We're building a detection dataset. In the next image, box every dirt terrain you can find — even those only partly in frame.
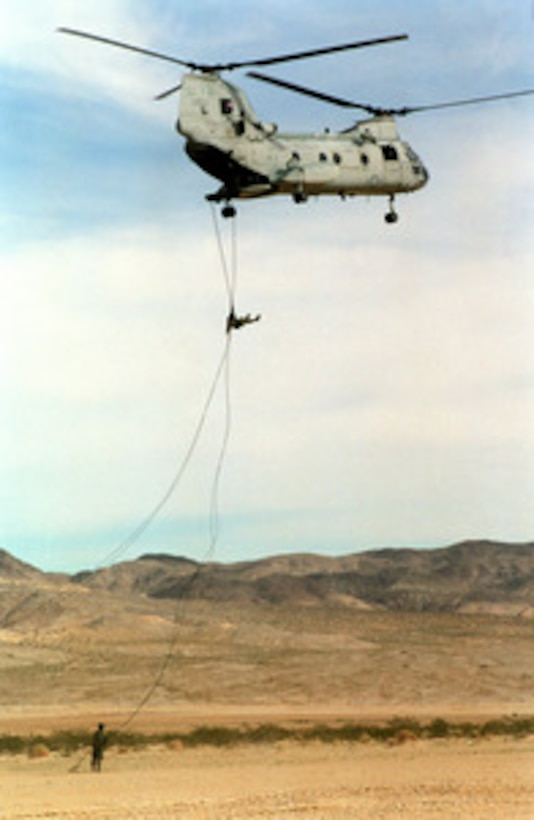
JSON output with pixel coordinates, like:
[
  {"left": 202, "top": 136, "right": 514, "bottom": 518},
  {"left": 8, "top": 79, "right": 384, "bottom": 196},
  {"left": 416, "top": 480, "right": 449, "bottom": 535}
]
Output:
[
  {"left": 0, "top": 545, "right": 533, "bottom": 816},
  {"left": 1, "top": 735, "right": 533, "bottom": 818},
  {"left": 0, "top": 611, "right": 532, "bottom": 818}
]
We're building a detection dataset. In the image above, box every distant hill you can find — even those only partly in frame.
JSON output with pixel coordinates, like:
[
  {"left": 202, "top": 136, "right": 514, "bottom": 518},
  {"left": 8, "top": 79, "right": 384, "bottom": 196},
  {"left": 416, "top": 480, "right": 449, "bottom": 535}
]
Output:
[
  {"left": 1, "top": 538, "right": 533, "bottom": 721},
  {"left": 0, "top": 548, "right": 65, "bottom": 630},
  {"left": 69, "top": 540, "right": 534, "bottom": 616},
  {"left": 1, "top": 541, "right": 532, "bottom": 618},
  {"left": 0, "top": 548, "right": 44, "bottom": 580}
]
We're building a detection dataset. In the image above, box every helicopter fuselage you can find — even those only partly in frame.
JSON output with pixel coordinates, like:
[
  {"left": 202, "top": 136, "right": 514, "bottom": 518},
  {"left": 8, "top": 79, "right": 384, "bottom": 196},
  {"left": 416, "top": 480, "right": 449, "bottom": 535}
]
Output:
[
  {"left": 177, "top": 73, "right": 428, "bottom": 205},
  {"left": 57, "top": 26, "right": 533, "bottom": 221}
]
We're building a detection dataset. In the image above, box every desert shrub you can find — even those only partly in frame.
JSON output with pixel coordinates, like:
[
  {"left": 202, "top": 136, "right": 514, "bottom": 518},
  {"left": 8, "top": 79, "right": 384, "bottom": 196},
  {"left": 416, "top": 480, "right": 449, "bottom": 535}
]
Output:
[
  {"left": 391, "top": 729, "right": 418, "bottom": 745},
  {"left": 454, "top": 722, "right": 480, "bottom": 739},
  {"left": 183, "top": 726, "right": 243, "bottom": 748},
  {"left": 507, "top": 716, "right": 534, "bottom": 737},
  {"left": 46, "top": 731, "right": 89, "bottom": 754},
  {"left": 110, "top": 732, "right": 145, "bottom": 750},
  {"left": 305, "top": 723, "right": 368, "bottom": 743},
  {"left": 28, "top": 743, "right": 50, "bottom": 759},
  {"left": 248, "top": 724, "right": 291, "bottom": 744},
  {"left": 478, "top": 717, "right": 534, "bottom": 738},
  {"left": 0, "top": 714, "right": 532, "bottom": 757},
  {"left": 427, "top": 718, "right": 451, "bottom": 738},
  {"left": 335, "top": 718, "right": 419, "bottom": 744},
  {"left": 389, "top": 717, "right": 422, "bottom": 735},
  {"left": 0, "top": 736, "right": 26, "bottom": 755}
]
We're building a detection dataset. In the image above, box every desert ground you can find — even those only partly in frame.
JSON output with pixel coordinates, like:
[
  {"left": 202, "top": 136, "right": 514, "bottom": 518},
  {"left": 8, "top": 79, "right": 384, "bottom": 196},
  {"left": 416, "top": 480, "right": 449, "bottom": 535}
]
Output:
[
  {"left": 1, "top": 586, "right": 533, "bottom": 817},
  {"left": 1, "top": 732, "right": 533, "bottom": 818}
]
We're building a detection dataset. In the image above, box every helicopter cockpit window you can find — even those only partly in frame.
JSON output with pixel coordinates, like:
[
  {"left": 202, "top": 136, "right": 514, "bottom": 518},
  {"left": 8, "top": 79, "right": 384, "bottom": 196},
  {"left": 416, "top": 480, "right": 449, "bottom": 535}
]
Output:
[
  {"left": 221, "top": 98, "right": 234, "bottom": 115},
  {"left": 381, "top": 145, "right": 398, "bottom": 161}
]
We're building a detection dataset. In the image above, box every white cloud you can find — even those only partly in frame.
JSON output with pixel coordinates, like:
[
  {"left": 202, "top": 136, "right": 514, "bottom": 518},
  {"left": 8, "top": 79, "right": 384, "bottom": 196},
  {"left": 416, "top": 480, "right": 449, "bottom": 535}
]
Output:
[
  {"left": 2, "top": 207, "right": 532, "bottom": 558},
  {"left": 0, "top": 1, "right": 183, "bottom": 118}
]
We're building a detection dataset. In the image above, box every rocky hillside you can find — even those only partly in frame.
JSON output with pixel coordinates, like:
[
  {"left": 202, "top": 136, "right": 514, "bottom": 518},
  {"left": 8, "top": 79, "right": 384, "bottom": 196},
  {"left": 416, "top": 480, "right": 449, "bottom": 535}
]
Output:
[
  {"left": 0, "top": 540, "right": 533, "bottom": 715},
  {"left": 0, "top": 548, "right": 43, "bottom": 580},
  {"left": 1, "top": 541, "right": 532, "bottom": 618},
  {"left": 69, "top": 540, "right": 534, "bottom": 615}
]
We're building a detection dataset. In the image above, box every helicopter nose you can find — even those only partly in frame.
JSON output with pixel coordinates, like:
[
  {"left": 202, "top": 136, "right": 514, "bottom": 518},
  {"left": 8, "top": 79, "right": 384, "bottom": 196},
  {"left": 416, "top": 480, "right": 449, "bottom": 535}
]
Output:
[{"left": 414, "top": 162, "right": 429, "bottom": 189}]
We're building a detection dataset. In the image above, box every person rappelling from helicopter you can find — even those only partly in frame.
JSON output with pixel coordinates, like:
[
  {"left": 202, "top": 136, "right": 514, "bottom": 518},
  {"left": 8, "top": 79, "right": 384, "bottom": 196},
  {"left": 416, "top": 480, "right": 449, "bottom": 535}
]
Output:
[{"left": 226, "top": 307, "right": 261, "bottom": 333}]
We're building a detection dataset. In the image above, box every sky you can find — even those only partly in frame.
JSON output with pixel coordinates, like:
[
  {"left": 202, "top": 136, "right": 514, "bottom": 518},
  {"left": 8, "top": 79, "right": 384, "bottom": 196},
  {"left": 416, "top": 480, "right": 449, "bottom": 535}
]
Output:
[{"left": 1, "top": 0, "right": 533, "bottom": 573}]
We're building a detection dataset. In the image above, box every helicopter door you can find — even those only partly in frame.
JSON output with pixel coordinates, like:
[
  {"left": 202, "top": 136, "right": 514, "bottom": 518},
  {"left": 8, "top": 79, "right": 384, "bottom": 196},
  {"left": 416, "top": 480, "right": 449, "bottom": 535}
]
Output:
[{"left": 381, "top": 143, "right": 402, "bottom": 185}]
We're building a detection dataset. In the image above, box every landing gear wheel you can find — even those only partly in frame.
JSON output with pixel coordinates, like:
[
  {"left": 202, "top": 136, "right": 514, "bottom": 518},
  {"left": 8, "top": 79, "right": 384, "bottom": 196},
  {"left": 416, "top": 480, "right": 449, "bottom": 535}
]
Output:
[
  {"left": 222, "top": 204, "right": 236, "bottom": 219},
  {"left": 384, "top": 195, "right": 398, "bottom": 224}
]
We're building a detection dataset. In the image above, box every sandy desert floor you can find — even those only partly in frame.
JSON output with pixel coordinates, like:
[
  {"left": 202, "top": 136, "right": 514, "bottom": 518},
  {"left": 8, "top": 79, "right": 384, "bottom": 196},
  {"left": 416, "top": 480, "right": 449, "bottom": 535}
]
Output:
[
  {"left": 1, "top": 598, "right": 533, "bottom": 817},
  {"left": 0, "top": 732, "right": 533, "bottom": 819}
]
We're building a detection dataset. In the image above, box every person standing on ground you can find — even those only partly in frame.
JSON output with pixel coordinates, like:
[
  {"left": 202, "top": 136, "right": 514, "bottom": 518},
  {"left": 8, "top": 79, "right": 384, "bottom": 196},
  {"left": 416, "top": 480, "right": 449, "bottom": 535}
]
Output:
[{"left": 91, "top": 723, "right": 107, "bottom": 772}]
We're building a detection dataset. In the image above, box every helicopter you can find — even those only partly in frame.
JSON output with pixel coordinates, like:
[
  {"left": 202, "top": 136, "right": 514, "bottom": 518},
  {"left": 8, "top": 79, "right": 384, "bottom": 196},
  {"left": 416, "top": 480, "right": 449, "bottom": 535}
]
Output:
[{"left": 58, "top": 28, "right": 533, "bottom": 223}]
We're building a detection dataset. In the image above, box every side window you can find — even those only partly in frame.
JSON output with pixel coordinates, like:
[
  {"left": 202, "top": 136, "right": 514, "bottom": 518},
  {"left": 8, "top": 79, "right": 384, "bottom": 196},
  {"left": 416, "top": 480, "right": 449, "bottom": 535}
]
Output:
[
  {"left": 333, "top": 152, "right": 342, "bottom": 164},
  {"left": 220, "top": 98, "right": 234, "bottom": 115},
  {"left": 360, "top": 152, "right": 369, "bottom": 166},
  {"left": 382, "top": 145, "right": 398, "bottom": 161},
  {"left": 319, "top": 152, "right": 328, "bottom": 162}
]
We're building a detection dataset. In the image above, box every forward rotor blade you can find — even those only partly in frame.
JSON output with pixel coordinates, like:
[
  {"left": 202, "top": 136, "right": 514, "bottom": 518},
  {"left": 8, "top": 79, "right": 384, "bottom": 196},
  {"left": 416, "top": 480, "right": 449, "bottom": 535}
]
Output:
[
  {"left": 247, "top": 71, "right": 380, "bottom": 114},
  {"left": 57, "top": 27, "right": 198, "bottom": 69},
  {"left": 396, "top": 88, "right": 534, "bottom": 115},
  {"left": 229, "top": 33, "right": 408, "bottom": 71},
  {"left": 58, "top": 27, "right": 408, "bottom": 74}
]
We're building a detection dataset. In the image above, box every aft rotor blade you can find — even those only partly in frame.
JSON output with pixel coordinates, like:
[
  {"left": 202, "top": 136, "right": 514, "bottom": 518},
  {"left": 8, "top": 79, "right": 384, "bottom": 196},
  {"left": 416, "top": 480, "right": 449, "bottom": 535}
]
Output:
[
  {"left": 249, "top": 72, "right": 534, "bottom": 118},
  {"left": 396, "top": 88, "right": 534, "bottom": 115},
  {"left": 57, "top": 27, "right": 198, "bottom": 69},
  {"left": 154, "top": 83, "right": 183, "bottom": 101},
  {"left": 247, "top": 71, "right": 381, "bottom": 114},
  {"left": 230, "top": 33, "right": 408, "bottom": 70}
]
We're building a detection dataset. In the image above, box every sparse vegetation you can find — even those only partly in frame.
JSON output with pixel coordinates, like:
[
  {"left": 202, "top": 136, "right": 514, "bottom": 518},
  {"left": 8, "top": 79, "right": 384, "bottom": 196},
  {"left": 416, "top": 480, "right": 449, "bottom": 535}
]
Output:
[
  {"left": 27, "top": 742, "right": 50, "bottom": 759},
  {"left": 0, "top": 715, "right": 532, "bottom": 757}
]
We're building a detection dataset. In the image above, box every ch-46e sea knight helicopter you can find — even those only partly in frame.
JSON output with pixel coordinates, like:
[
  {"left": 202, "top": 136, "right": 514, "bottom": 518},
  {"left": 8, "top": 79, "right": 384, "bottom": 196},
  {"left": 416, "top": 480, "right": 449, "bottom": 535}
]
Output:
[{"left": 59, "top": 28, "right": 533, "bottom": 223}]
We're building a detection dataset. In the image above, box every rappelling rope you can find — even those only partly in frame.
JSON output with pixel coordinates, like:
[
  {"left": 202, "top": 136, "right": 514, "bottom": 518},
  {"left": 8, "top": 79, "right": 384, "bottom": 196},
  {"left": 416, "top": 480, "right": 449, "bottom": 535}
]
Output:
[
  {"left": 63, "top": 207, "right": 240, "bottom": 769},
  {"left": 207, "top": 202, "right": 238, "bottom": 550},
  {"left": 97, "top": 206, "right": 239, "bottom": 737},
  {"left": 93, "top": 207, "right": 238, "bottom": 571},
  {"left": 105, "top": 216, "right": 237, "bottom": 749},
  {"left": 98, "top": 339, "right": 230, "bottom": 570},
  {"left": 210, "top": 201, "right": 238, "bottom": 311}
]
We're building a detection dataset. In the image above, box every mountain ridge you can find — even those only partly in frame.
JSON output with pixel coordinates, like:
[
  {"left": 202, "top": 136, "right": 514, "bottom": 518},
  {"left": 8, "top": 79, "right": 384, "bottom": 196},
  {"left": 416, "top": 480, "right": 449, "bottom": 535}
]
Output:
[
  {"left": 2, "top": 540, "right": 531, "bottom": 616},
  {"left": 0, "top": 539, "right": 532, "bottom": 715}
]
